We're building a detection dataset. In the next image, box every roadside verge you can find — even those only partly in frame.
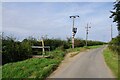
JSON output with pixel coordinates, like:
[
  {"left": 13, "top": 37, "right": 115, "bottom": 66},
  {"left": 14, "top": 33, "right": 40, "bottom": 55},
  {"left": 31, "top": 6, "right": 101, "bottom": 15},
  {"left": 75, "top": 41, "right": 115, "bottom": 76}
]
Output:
[{"left": 103, "top": 47, "right": 118, "bottom": 78}]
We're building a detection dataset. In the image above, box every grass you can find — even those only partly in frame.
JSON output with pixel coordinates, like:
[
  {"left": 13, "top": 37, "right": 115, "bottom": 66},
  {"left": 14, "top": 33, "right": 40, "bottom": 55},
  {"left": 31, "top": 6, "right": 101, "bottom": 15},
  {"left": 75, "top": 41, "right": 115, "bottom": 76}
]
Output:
[
  {"left": 2, "top": 49, "right": 65, "bottom": 79},
  {"left": 2, "top": 58, "right": 60, "bottom": 79},
  {"left": 87, "top": 45, "right": 103, "bottom": 49},
  {"left": 66, "top": 47, "right": 86, "bottom": 52},
  {"left": 66, "top": 45, "right": 103, "bottom": 58},
  {"left": 103, "top": 48, "right": 118, "bottom": 78},
  {"left": 67, "top": 45, "right": 103, "bottom": 53},
  {"left": 2, "top": 45, "right": 103, "bottom": 79}
]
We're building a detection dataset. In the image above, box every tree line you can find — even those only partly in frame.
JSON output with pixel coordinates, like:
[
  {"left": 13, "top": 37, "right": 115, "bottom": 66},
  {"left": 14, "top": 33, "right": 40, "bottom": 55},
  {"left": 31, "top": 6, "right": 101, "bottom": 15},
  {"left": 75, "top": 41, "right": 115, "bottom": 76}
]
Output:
[{"left": 1, "top": 34, "right": 105, "bottom": 65}]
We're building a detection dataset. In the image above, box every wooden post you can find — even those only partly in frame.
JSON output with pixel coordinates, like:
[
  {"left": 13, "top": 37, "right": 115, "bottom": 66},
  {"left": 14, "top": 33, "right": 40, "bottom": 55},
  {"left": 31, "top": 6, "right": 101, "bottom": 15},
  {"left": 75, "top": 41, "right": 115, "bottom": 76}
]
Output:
[{"left": 41, "top": 39, "right": 45, "bottom": 56}]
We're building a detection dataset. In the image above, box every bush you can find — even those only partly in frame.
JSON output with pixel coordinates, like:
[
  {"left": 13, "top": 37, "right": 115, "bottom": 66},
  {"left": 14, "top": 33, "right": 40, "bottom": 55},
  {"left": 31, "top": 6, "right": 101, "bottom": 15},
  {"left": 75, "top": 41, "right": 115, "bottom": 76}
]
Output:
[
  {"left": 2, "top": 35, "right": 105, "bottom": 64},
  {"left": 74, "top": 38, "right": 105, "bottom": 48},
  {"left": 44, "top": 38, "right": 69, "bottom": 50},
  {"left": 2, "top": 36, "right": 69, "bottom": 64},
  {"left": 108, "top": 36, "right": 120, "bottom": 54},
  {"left": 2, "top": 36, "right": 33, "bottom": 64},
  {"left": 74, "top": 39, "right": 85, "bottom": 47}
]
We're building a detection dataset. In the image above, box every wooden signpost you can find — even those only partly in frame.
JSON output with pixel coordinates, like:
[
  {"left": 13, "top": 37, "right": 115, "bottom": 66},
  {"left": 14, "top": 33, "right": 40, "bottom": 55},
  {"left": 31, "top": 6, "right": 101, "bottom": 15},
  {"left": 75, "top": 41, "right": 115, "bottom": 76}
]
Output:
[{"left": 31, "top": 39, "right": 50, "bottom": 57}]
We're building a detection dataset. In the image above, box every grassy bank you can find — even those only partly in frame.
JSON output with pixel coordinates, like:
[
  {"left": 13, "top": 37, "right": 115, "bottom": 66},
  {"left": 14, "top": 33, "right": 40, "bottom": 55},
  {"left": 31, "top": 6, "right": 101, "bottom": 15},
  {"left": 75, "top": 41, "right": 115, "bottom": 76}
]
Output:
[
  {"left": 103, "top": 48, "right": 118, "bottom": 78},
  {"left": 2, "top": 49, "right": 65, "bottom": 79},
  {"left": 2, "top": 58, "right": 60, "bottom": 79},
  {"left": 2, "top": 45, "right": 103, "bottom": 79}
]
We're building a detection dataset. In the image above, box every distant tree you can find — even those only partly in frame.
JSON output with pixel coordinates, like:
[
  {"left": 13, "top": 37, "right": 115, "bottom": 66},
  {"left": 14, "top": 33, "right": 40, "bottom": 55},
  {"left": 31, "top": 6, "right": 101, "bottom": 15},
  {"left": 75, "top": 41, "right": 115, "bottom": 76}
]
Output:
[{"left": 110, "top": 1, "right": 120, "bottom": 36}]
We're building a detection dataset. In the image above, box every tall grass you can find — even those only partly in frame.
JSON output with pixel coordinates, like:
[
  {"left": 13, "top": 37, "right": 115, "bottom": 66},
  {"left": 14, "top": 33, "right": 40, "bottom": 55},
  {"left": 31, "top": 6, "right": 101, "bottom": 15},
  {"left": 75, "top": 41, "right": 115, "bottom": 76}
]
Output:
[
  {"left": 103, "top": 48, "right": 118, "bottom": 78},
  {"left": 2, "top": 58, "right": 60, "bottom": 79},
  {"left": 2, "top": 48, "right": 66, "bottom": 79}
]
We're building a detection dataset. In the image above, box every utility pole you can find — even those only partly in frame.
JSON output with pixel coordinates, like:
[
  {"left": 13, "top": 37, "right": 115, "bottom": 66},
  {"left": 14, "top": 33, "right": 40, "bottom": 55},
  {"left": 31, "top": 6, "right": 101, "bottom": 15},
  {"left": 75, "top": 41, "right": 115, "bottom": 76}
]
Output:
[
  {"left": 85, "top": 23, "right": 91, "bottom": 47},
  {"left": 111, "top": 25, "right": 113, "bottom": 40},
  {"left": 70, "top": 15, "right": 79, "bottom": 48}
]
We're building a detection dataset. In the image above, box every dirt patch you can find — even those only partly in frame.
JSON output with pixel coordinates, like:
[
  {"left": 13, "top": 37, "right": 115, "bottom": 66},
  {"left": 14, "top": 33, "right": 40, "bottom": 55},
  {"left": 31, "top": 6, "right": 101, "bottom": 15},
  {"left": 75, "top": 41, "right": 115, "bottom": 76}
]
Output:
[{"left": 69, "top": 52, "right": 79, "bottom": 57}]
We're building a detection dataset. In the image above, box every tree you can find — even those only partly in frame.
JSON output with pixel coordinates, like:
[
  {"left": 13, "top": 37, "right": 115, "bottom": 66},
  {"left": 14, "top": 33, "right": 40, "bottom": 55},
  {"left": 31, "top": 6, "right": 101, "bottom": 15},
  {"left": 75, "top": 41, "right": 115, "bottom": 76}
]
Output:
[
  {"left": 109, "top": 1, "right": 120, "bottom": 54},
  {"left": 110, "top": 1, "right": 120, "bottom": 36}
]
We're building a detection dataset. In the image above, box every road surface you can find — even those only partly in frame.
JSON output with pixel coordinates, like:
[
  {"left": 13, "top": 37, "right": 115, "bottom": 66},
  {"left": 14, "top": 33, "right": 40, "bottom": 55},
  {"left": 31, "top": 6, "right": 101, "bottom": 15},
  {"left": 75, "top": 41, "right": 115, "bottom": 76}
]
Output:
[{"left": 49, "top": 46, "right": 114, "bottom": 78}]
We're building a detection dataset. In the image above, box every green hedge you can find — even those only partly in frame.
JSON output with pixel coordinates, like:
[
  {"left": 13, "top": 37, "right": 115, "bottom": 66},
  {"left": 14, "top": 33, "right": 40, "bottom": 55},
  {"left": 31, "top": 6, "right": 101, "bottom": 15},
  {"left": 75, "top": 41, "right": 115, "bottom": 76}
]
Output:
[
  {"left": 2, "top": 35, "right": 105, "bottom": 65},
  {"left": 108, "top": 36, "right": 120, "bottom": 55},
  {"left": 2, "top": 36, "right": 70, "bottom": 64},
  {"left": 2, "top": 37, "right": 33, "bottom": 64}
]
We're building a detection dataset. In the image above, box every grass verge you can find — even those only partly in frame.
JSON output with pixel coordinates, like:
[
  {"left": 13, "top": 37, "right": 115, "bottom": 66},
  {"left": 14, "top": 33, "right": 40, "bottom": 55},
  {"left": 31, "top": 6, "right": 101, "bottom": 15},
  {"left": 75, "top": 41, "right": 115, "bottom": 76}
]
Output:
[
  {"left": 2, "top": 45, "right": 103, "bottom": 79},
  {"left": 2, "top": 58, "right": 60, "bottom": 79},
  {"left": 67, "top": 45, "right": 103, "bottom": 53},
  {"left": 103, "top": 48, "right": 118, "bottom": 78},
  {"left": 87, "top": 45, "right": 103, "bottom": 49},
  {"left": 2, "top": 49, "right": 65, "bottom": 79}
]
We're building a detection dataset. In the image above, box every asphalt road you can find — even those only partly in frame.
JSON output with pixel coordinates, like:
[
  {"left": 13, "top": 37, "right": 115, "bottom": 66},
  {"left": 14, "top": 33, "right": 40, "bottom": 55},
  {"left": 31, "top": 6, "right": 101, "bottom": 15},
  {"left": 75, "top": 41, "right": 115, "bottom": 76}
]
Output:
[{"left": 49, "top": 46, "right": 114, "bottom": 78}]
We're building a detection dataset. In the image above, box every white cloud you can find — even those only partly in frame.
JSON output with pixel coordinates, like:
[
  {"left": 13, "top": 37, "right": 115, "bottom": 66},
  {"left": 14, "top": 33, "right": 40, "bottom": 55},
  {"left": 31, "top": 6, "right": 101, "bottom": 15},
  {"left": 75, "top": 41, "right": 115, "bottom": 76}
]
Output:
[{"left": 2, "top": 2, "right": 118, "bottom": 42}]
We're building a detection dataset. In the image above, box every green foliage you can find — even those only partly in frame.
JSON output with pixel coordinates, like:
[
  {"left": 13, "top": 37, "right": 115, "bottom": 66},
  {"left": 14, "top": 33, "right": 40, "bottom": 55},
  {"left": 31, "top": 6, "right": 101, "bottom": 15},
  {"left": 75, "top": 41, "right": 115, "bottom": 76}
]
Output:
[
  {"left": 2, "top": 48, "right": 66, "bottom": 79},
  {"left": 2, "top": 45, "right": 102, "bottom": 79},
  {"left": 2, "top": 36, "right": 33, "bottom": 64},
  {"left": 110, "top": 1, "right": 120, "bottom": 34},
  {"left": 44, "top": 38, "right": 70, "bottom": 50},
  {"left": 109, "top": 3, "right": 120, "bottom": 79},
  {"left": 2, "top": 43, "right": 104, "bottom": 80},
  {"left": 2, "top": 58, "right": 60, "bottom": 78},
  {"left": 108, "top": 36, "right": 120, "bottom": 54},
  {"left": 87, "top": 40, "right": 105, "bottom": 46},
  {"left": 45, "top": 49, "right": 65, "bottom": 61},
  {"left": 87, "top": 45, "right": 103, "bottom": 49},
  {"left": 74, "top": 39, "right": 85, "bottom": 47},
  {"left": 103, "top": 48, "right": 118, "bottom": 78},
  {"left": 74, "top": 38, "right": 105, "bottom": 47},
  {"left": 2, "top": 34, "right": 105, "bottom": 65}
]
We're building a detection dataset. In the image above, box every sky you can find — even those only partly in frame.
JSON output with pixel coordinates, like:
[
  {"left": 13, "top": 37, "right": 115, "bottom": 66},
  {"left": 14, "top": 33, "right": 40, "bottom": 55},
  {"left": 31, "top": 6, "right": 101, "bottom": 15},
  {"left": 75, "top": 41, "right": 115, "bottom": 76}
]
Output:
[
  {"left": 1, "top": 0, "right": 116, "bottom": 2},
  {"left": 2, "top": 2, "right": 118, "bottom": 42}
]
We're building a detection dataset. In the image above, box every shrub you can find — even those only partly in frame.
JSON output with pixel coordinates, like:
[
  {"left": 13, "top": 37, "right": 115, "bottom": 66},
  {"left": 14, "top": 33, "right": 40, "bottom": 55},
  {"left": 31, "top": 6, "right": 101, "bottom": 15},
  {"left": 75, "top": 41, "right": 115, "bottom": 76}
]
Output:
[
  {"left": 2, "top": 36, "right": 33, "bottom": 64},
  {"left": 108, "top": 36, "right": 120, "bottom": 54},
  {"left": 74, "top": 39, "right": 84, "bottom": 47}
]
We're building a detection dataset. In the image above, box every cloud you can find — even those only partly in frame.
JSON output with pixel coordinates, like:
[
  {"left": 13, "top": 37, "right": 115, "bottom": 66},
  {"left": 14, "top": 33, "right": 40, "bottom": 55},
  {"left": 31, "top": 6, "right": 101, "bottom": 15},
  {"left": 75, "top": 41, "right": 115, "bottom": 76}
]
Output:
[{"left": 2, "top": 2, "right": 118, "bottom": 42}]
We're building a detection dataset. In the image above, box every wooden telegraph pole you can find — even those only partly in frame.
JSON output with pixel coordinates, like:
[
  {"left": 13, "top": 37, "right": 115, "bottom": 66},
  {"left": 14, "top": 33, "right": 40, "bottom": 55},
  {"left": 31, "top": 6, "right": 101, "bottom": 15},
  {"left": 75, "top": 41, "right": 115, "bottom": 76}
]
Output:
[{"left": 85, "top": 23, "right": 91, "bottom": 47}]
